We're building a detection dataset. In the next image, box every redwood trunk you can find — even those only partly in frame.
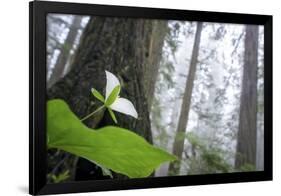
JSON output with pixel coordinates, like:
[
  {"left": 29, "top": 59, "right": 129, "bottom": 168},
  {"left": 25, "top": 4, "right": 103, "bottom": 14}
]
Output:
[{"left": 235, "top": 25, "right": 259, "bottom": 169}]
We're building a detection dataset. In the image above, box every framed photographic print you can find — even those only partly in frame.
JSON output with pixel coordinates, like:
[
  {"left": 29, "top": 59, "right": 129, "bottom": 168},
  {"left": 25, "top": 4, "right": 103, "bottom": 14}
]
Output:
[{"left": 29, "top": 0, "right": 273, "bottom": 195}]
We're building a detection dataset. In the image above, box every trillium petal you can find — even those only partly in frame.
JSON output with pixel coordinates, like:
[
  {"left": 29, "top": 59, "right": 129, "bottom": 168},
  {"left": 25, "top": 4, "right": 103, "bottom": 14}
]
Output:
[
  {"left": 110, "top": 97, "right": 138, "bottom": 119},
  {"left": 105, "top": 70, "right": 120, "bottom": 100}
]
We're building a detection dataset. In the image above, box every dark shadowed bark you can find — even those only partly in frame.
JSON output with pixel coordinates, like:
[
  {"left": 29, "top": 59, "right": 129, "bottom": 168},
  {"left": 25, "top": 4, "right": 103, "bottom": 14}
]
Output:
[
  {"left": 235, "top": 25, "right": 259, "bottom": 169},
  {"left": 47, "top": 17, "right": 167, "bottom": 181},
  {"left": 168, "top": 22, "right": 203, "bottom": 175}
]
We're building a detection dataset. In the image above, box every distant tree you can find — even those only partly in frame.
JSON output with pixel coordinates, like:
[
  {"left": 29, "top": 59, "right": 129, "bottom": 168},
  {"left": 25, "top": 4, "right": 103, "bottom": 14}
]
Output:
[
  {"left": 47, "top": 15, "right": 72, "bottom": 78},
  {"left": 168, "top": 22, "right": 203, "bottom": 175},
  {"left": 256, "top": 27, "right": 264, "bottom": 170},
  {"left": 48, "top": 16, "right": 83, "bottom": 88},
  {"left": 235, "top": 25, "right": 259, "bottom": 169}
]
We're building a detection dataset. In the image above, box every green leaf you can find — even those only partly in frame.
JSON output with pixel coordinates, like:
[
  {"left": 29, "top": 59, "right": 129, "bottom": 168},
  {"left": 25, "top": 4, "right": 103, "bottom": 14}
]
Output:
[
  {"left": 108, "top": 108, "right": 118, "bottom": 124},
  {"left": 91, "top": 88, "right": 105, "bottom": 103},
  {"left": 50, "top": 170, "right": 70, "bottom": 183},
  {"left": 47, "top": 99, "right": 176, "bottom": 178},
  {"left": 105, "top": 85, "right": 120, "bottom": 106}
]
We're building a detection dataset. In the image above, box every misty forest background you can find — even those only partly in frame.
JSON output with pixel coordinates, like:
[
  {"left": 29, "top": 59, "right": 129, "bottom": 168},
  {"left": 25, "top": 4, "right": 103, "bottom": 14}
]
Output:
[{"left": 46, "top": 14, "right": 264, "bottom": 183}]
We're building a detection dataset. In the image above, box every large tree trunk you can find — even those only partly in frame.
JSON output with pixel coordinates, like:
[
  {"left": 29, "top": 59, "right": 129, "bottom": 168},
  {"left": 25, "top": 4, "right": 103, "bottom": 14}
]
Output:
[
  {"left": 235, "top": 25, "right": 259, "bottom": 169},
  {"left": 168, "top": 22, "right": 203, "bottom": 175},
  {"left": 143, "top": 21, "right": 168, "bottom": 109},
  {"left": 48, "top": 16, "right": 83, "bottom": 89},
  {"left": 47, "top": 17, "right": 167, "bottom": 181}
]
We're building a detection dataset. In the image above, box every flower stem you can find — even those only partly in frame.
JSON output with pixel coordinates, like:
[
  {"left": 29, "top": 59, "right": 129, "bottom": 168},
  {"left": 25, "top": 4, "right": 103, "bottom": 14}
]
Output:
[{"left": 80, "top": 105, "right": 105, "bottom": 122}]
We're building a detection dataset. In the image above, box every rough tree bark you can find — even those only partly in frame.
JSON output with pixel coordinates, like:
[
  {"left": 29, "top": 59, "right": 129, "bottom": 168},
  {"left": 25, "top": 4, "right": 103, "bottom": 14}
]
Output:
[
  {"left": 144, "top": 21, "right": 168, "bottom": 109},
  {"left": 47, "top": 17, "right": 167, "bottom": 181},
  {"left": 235, "top": 25, "right": 259, "bottom": 169},
  {"left": 48, "top": 16, "right": 83, "bottom": 89},
  {"left": 168, "top": 22, "right": 203, "bottom": 175}
]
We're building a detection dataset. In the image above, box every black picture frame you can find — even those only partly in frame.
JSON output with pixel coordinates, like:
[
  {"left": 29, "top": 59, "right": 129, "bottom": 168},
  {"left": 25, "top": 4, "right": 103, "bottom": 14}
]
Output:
[{"left": 29, "top": 0, "right": 273, "bottom": 195}]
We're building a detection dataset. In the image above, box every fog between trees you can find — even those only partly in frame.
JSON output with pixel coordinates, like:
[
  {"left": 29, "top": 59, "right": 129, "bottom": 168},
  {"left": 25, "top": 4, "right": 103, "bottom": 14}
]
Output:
[{"left": 46, "top": 14, "right": 264, "bottom": 182}]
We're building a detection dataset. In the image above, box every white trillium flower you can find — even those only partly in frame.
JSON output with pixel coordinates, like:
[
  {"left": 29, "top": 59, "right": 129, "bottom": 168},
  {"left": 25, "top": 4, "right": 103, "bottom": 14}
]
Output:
[{"left": 91, "top": 70, "right": 138, "bottom": 123}]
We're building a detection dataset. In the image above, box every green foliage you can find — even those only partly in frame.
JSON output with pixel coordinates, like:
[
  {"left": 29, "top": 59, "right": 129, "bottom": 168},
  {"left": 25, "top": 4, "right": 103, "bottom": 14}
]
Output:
[
  {"left": 185, "top": 132, "right": 204, "bottom": 148},
  {"left": 239, "top": 163, "right": 256, "bottom": 172},
  {"left": 185, "top": 132, "right": 232, "bottom": 174},
  {"left": 105, "top": 85, "right": 120, "bottom": 106},
  {"left": 89, "top": 85, "right": 121, "bottom": 124},
  {"left": 201, "top": 149, "right": 231, "bottom": 173},
  {"left": 48, "top": 170, "right": 70, "bottom": 183},
  {"left": 166, "top": 22, "right": 182, "bottom": 56},
  {"left": 47, "top": 99, "right": 176, "bottom": 178},
  {"left": 91, "top": 88, "right": 105, "bottom": 103},
  {"left": 108, "top": 108, "right": 117, "bottom": 124},
  {"left": 159, "top": 61, "right": 176, "bottom": 89}
]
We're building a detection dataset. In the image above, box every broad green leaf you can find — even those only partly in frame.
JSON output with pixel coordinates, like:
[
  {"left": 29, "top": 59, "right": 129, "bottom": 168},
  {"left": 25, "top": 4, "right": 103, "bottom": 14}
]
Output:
[
  {"left": 47, "top": 99, "right": 176, "bottom": 178},
  {"left": 105, "top": 85, "right": 120, "bottom": 106},
  {"left": 108, "top": 108, "right": 118, "bottom": 124},
  {"left": 91, "top": 88, "right": 105, "bottom": 103}
]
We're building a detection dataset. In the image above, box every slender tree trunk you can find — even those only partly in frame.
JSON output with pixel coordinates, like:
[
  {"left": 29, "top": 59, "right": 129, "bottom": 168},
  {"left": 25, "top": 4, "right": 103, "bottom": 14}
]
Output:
[
  {"left": 235, "top": 25, "right": 259, "bottom": 169},
  {"left": 48, "top": 16, "right": 83, "bottom": 89},
  {"left": 168, "top": 22, "right": 203, "bottom": 175},
  {"left": 47, "top": 17, "right": 167, "bottom": 181}
]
